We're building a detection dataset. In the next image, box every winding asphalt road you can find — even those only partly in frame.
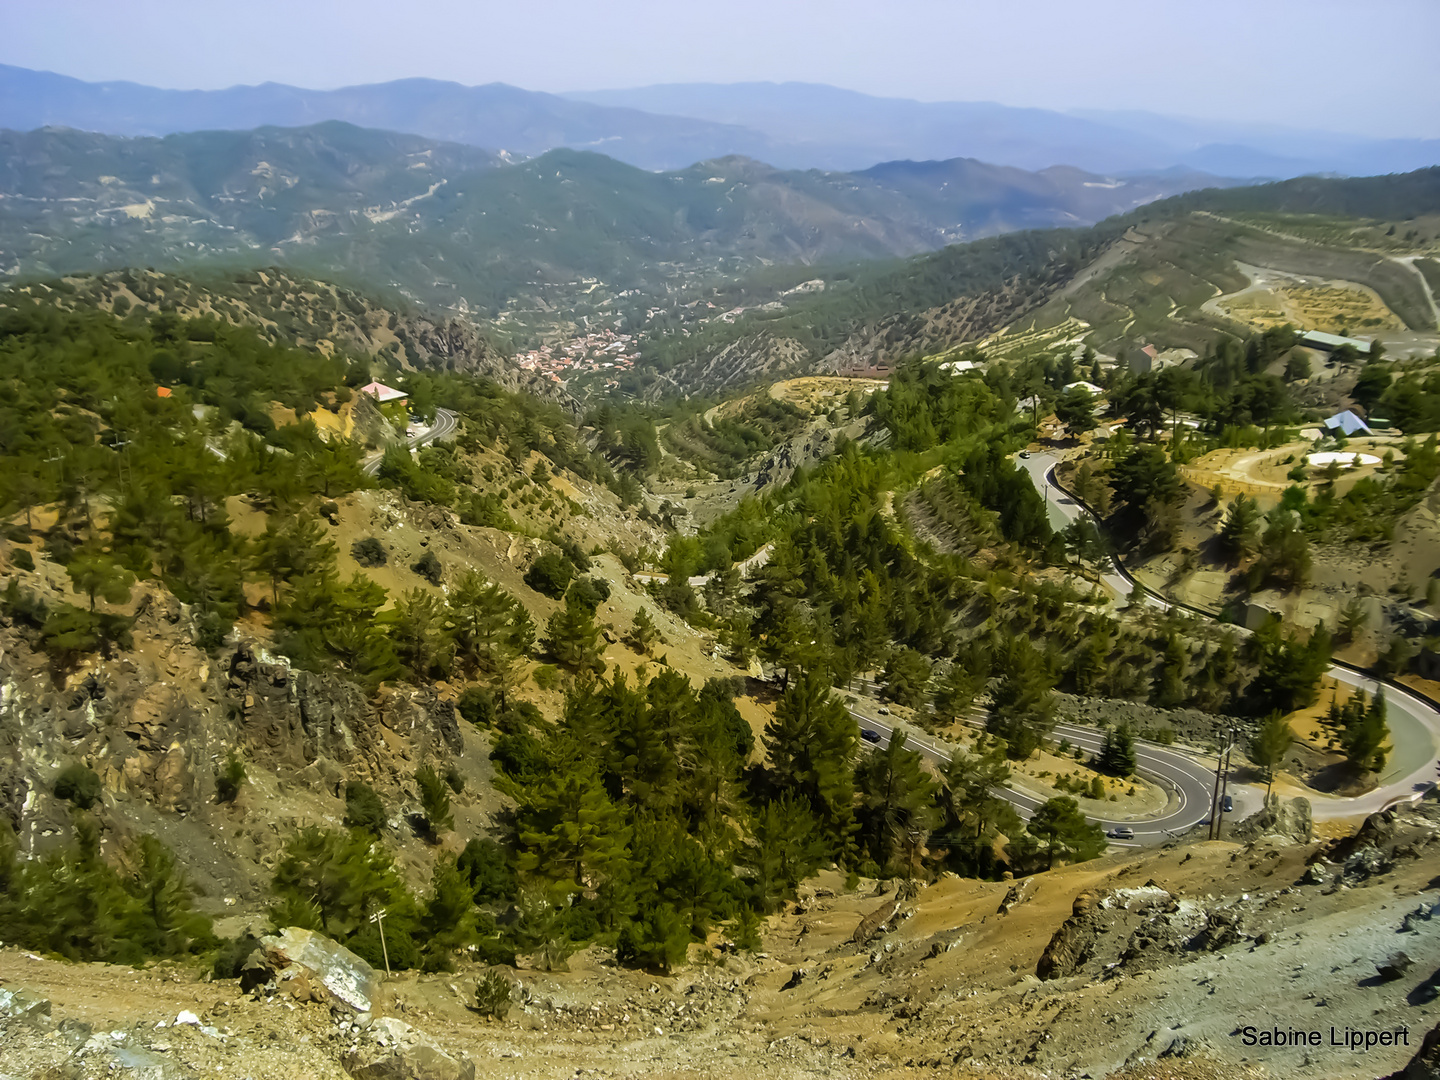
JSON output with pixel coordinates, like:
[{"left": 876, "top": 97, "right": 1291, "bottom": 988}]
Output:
[
  {"left": 361, "top": 407, "right": 459, "bottom": 477},
  {"left": 1017, "top": 449, "right": 1440, "bottom": 823},
  {"left": 836, "top": 449, "right": 1440, "bottom": 847},
  {"left": 848, "top": 705, "right": 1215, "bottom": 847}
]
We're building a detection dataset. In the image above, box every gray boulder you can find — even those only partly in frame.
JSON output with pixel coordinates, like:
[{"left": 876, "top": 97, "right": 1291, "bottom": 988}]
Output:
[
  {"left": 254, "top": 927, "right": 381, "bottom": 1014},
  {"left": 0, "top": 987, "right": 52, "bottom": 1029}
]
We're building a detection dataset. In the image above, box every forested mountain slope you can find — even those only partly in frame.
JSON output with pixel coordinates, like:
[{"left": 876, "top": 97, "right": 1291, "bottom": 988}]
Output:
[
  {"left": 0, "top": 123, "right": 1225, "bottom": 313},
  {"left": 1, "top": 276, "right": 1438, "bottom": 1080},
  {"left": 624, "top": 168, "right": 1440, "bottom": 397}
]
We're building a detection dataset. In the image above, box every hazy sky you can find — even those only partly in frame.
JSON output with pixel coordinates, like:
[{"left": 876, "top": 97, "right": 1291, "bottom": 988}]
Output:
[{"left": 10, "top": 0, "right": 1439, "bottom": 138}]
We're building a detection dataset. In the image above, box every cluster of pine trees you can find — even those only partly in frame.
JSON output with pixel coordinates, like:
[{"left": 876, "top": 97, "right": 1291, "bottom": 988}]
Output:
[
  {"left": 1326, "top": 687, "right": 1390, "bottom": 775},
  {"left": 0, "top": 302, "right": 635, "bottom": 688},
  {"left": 254, "top": 664, "right": 1113, "bottom": 975},
  {"left": 0, "top": 816, "right": 216, "bottom": 964}
]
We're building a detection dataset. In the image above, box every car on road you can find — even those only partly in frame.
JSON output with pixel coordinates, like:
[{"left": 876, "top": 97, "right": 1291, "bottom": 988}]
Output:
[
  {"left": 1019, "top": 450, "right": 1031, "bottom": 459},
  {"left": 860, "top": 729, "right": 882, "bottom": 745},
  {"left": 1106, "top": 826, "right": 1134, "bottom": 840},
  {"left": 1222, "top": 794, "right": 1234, "bottom": 813}
]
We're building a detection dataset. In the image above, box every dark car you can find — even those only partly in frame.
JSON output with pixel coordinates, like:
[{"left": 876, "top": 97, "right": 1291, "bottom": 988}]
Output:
[
  {"left": 860, "top": 729, "right": 882, "bottom": 745},
  {"left": 1106, "top": 826, "right": 1134, "bottom": 840},
  {"left": 1222, "top": 795, "right": 1234, "bottom": 813},
  {"left": 1019, "top": 450, "right": 1032, "bottom": 459}
]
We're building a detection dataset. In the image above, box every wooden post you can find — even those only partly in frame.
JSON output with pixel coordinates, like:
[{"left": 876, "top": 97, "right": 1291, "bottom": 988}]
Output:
[
  {"left": 1216, "top": 730, "right": 1237, "bottom": 842},
  {"left": 370, "top": 910, "right": 391, "bottom": 977}
]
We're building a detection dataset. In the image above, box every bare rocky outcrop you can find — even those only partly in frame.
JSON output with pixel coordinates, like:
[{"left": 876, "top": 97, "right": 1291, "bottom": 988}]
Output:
[
  {"left": 1317, "top": 797, "right": 1440, "bottom": 887},
  {"left": 0, "top": 624, "right": 470, "bottom": 905},
  {"left": 0, "top": 987, "right": 52, "bottom": 1028},
  {"left": 1230, "top": 793, "right": 1314, "bottom": 845},
  {"left": 1037, "top": 890, "right": 1104, "bottom": 981},
  {"left": 851, "top": 895, "right": 905, "bottom": 947},
  {"left": 344, "top": 1017, "right": 476, "bottom": 1080},
  {"left": 1037, "top": 885, "right": 1232, "bottom": 981},
  {"left": 647, "top": 332, "right": 810, "bottom": 402},
  {"left": 1383, "top": 1020, "right": 1440, "bottom": 1080}
]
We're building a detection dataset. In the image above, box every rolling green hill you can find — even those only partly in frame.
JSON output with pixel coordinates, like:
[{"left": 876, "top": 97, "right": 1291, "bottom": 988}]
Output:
[
  {"left": 0, "top": 123, "right": 1229, "bottom": 316},
  {"left": 618, "top": 168, "right": 1440, "bottom": 397}
]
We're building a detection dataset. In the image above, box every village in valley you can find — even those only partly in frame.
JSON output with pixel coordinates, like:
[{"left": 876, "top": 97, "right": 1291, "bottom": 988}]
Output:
[
  {"left": 512, "top": 297, "right": 762, "bottom": 387},
  {"left": 513, "top": 324, "right": 639, "bottom": 385}
]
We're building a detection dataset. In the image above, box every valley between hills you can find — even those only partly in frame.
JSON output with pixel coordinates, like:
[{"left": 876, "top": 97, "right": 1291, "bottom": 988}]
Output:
[{"left": 1, "top": 120, "right": 1439, "bottom": 1079}]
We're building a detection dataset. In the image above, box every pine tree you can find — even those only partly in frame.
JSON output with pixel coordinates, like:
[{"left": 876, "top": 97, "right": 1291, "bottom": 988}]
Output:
[
  {"left": 1340, "top": 689, "right": 1389, "bottom": 774},
  {"left": 270, "top": 827, "right": 416, "bottom": 940},
  {"left": 388, "top": 588, "right": 453, "bottom": 678},
  {"left": 932, "top": 660, "right": 986, "bottom": 724},
  {"left": 1218, "top": 494, "right": 1262, "bottom": 561},
  {"left": 1153, "top": 634, "right": 1188, "bottom": 708},
  {"left": 1072, "top": 620, "right": 1114, "bottom": 696},
  {"left": 880, "top": 648, "right": 932, "bottom": 710},
  {"left": 763, "top": 669, "right": 859, "bottom": 849},
  {"left": 543, "top": 596, "right": 604, "bottom": 673},
  {"left": 742, "top": 793, "right": 825, "bottom": 912},
  {"left": 514, "top": 767, "right": 631, "bottom": 898},
  {"left": 657, "top": 837, "right": 731, "bottom": 941},
  {"left": 1249, "top": 622, "right": 1331, "bottom": 714},
  {"left": 726, "top": 905, "right": 764, "bottom": 953},
  {"left": 1250, "top": 711, "right": 1294, "bottom": 797},
  {"left": 1025, "top": 797, "right": 1106, "bottom": 869},
  {"left": 856, "top": 730, "right": 938, "bottom": 870},
  {"left": 606, "top": 671, "right": 682, "bottom": 814},
  {"left": 616, "top": 903, "right": 690, "bottom": 973},
  {"left": 627, "top": 607, "right": 659, "bottom": 654},
  {"left": 66, "top": 552, "right": 134, "bottom": 611},
  {"left": 449, "top": 570, "right": 533, "bottom": 698},
  {"left": 215, "top": 751, "right": 246, "bottom": 804},
  {"left": 415, "top": 765, "right": 454, "bottom": 842},
  {"left": 939, "top": 745, "right": 1022, "bottom": 874},
  {"left": 1337, "top": 598, "right": 1369, "bottom": 643},
  {"left": 420, "top": 857, "right": 477, "bottom": 968},
  {"left": 473, "top": 970, "right": 512, "bottom": 1019},
  {"left": 1258, "top": 508, "right": 1311, "bottom": 590},
  {"left": 457, "top": 837, "right": 517, "bottom": 905},
  {"left": 121, "top": 835, "right": 215, "bottom": 959},
  {"left": 1054, "top": 386, "right": 1096, "bottom": 437},
  {"left": 1097, "top": 725, "right": 1137, "bottom": 777},
  {"left": 344, "top": 782, "right": 387, "bottom": 834},
  {"left": 986, "top": 642, "right": 1056, "bottom": 759},
  {"left": 251, "top": 513, "right": 334, "bottom": 606}
]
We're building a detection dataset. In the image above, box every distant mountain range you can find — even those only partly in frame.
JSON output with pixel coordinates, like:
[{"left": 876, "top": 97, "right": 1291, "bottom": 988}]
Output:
[
  {"left": 4, "top": 65, "right": 1438, "bottom": 177},
  {"left": 0, "top": 122, "right": 1239, "bottom": 312},
  {"left": 569, "top": 83, "right": 1440, "bottom": 177}
]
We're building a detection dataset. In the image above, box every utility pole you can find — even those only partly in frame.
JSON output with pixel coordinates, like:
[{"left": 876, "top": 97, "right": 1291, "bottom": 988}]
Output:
[{"left": 1207, "top": 729, "right": 1231, "bottom": 841}]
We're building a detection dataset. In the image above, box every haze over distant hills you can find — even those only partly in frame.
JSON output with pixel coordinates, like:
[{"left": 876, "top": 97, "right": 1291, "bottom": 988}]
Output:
[
  {"left": 0, "top": 122, "right": 1238, "bottom": 311},
  {"left": 570, "top": 83, "right": 1440, "bottom": 176},
  {"left": 5, "top": 64, "right": 1438, "bottom": 177}
]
